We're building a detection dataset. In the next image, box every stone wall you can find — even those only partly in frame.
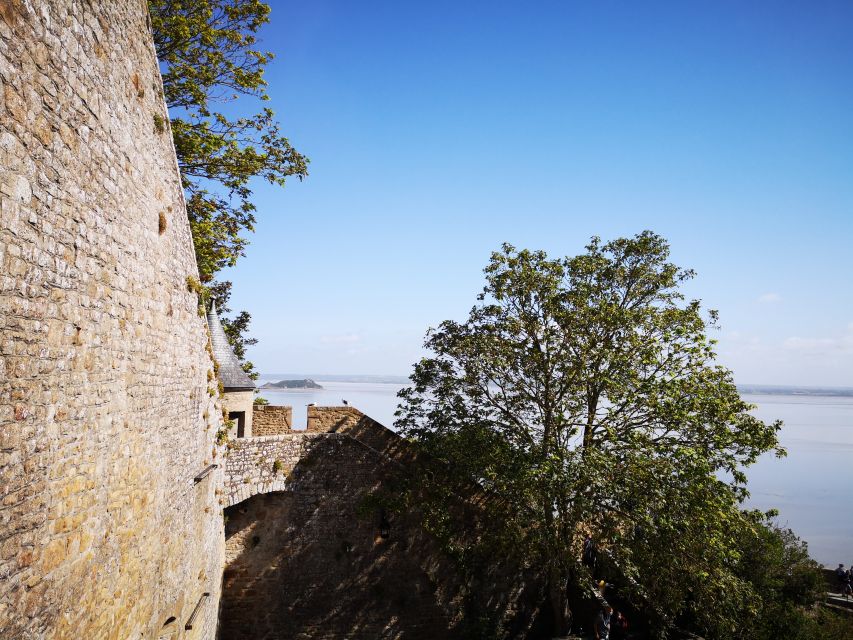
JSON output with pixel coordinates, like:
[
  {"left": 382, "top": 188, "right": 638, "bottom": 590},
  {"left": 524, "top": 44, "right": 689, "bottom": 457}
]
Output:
[
  {"left": 306, "top": 404, "right": 363, "bottom": 432},
  {"left": 223, "top": 407, "right": 406, "bottom": 507},
  {"left": 0, "top": 2, "right": 224, "bottom": 638},
  {"left": 223, "top": 433, "right": 329, "bottom": 507},
  {"left": 221, "top": 434, "right": 457, "bottom": 640},
  {"left": 220, "top": 410, "right": 542, "bottom": 640},
  {"left": 224, "top": 389, "right": 254, "bottom": 438},
  {"left": 251, "top": 404, "right": 292, "bottom": 436}
]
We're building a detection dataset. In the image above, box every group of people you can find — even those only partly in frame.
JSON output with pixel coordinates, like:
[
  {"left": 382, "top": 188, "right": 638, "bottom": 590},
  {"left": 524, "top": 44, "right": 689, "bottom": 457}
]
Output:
[
  {"left": 584, "top": 534, "right": 630, "bottom": 640},
  {"left": 835, "top": 563, "right": 853, "bottom": 598}
]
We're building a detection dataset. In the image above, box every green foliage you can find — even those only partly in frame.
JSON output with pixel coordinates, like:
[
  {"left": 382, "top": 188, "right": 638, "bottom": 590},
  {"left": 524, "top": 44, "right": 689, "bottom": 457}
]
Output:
[
  {"left": 152, "top": 112, "right": 166, "bottom": 134},
  {"left": 253, "top": 395, "right": 269, "bottom": 405},
  {"left": 272, "top": 459, "right": 284, "bottom": 474},
  {"left": 185, "top": 275, "right": 206, "bottom": 297},
  {"left": 738, "top": 518, "right": 824, "bottom": 608},
  {"left": 222, "top": 311, "right": 259, "bottom": 379},
  {"left": 215, "top": 425, "right": 230, "bottom": 446},
  {"left": 397, "top": 232, "right": 785, "bottom": 637},
  {"left": 730, "top": 518, "right": 840, "bottom": 640},
  {"left": 207, "top": 280, "right": 259, "bottom": 380},
  {"left": 150, "top": 0, "right": 307, "bottom": 373},
  {"left": 150, "top": 0, "right": 308, "bottom": 281}
]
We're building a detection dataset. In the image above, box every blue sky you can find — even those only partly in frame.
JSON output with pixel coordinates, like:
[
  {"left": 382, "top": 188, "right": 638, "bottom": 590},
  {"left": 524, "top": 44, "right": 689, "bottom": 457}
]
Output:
[{"left": 216, "top": 0, "right": 853, "bottom": 385}]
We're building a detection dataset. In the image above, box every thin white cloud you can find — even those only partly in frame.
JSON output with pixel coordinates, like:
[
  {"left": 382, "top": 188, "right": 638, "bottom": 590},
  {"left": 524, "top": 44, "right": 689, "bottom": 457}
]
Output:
[
  {"left": 757, "top": 292, "right": 782, "bottom": 303},
  {"left": 782, "top": 323, "right": 853, "bottom": 355},
  {"left": 320, "top": 333, "right": 362, "bottom": 345},
  {"left": 717, "top": 323, "right": 853, "bottom": 386}
]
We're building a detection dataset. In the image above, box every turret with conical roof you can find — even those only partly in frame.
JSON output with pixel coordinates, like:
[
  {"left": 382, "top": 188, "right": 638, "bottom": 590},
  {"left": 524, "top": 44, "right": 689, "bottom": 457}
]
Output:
[
  {"left": 207, "top": 301, "right": 256, "bottom": 437},
  {"left": 206, "top": 301, "right": 256, "bottom": 391}
]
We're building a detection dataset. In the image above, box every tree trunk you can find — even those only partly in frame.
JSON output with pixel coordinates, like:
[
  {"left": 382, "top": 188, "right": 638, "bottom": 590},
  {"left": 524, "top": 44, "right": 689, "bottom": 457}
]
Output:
[
  {"left": 582, "top": 390, "right": 599, "bottom": 453},
  {"left": 548, "top": 565, "right": 571, "bottom": 636},
  {"left": 542, "top": 417, "right": 571, "bottom": 636}
]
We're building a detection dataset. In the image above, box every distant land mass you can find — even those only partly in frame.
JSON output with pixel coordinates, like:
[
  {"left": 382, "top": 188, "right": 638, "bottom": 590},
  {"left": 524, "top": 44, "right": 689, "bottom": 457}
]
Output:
[
  {"left": 738, "top": 384, "right": 853, "bottom": 398},
  {"left": 261, "top": 379, "right": 324, "bottom": 390}
]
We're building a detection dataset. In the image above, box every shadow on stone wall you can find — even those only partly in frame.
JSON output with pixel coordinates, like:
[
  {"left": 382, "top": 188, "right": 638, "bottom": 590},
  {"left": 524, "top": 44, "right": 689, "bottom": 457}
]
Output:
[
  {"left": 218, "top": 427, "right": 544, "bottom": 640},
  {"left": 219, "top": 435, "right": 454, "bottom": 640}
]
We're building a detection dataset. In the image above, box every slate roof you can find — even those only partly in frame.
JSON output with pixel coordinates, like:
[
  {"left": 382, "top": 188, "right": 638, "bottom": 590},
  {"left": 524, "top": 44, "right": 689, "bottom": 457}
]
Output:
[{"left": 206, "top": 301, "right": 256, "bottom": 391}]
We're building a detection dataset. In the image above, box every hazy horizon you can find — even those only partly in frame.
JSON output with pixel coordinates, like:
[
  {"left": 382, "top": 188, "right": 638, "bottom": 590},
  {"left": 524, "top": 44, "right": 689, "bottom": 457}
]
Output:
[{"left": 259, "top": 373, "right": 853, "bottom": 394}]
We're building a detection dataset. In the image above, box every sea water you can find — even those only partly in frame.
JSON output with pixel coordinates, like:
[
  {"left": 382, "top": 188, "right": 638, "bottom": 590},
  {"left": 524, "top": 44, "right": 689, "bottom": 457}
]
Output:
[
  {"left": 746, "top": 394, "right": 853, "bottom": 567},
  {"left": 256, "top": 377, "right": 852, "bottom": 566}
]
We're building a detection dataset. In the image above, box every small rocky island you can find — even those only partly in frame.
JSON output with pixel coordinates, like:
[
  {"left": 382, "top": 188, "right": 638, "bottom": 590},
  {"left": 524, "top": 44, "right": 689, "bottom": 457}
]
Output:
[{"left": 261, "top": 379, "right": 324, "bottom": 390}]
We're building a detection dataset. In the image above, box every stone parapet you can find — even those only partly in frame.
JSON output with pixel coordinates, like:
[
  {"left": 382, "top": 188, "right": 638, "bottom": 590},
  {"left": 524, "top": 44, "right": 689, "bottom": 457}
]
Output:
[
  {"left": 251, "top": 404, "right": 292, "bottom": 436},
  {"left": 223, "top": 407, "right": 412, "bottom": 507},
  {"left": 218, "top": 407, "right": 541, "bottom": 640},
  {"left": 306, "top": 405, "right": 366, "bottom": 432}
]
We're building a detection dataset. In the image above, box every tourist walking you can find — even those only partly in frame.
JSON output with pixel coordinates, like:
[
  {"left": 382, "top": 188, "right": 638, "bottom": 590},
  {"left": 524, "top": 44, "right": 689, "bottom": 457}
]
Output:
[
  {"left": 594, "top": 604, "right": 612, "bottom": 640},
  {"left": 836, "top": 564, "right": 848, "bottom": 592},
  {"left": 610, "top": 610, "right": 629, "bottom": 640},
  {"left": 583, "top": 533, "right": 597, "bottom": 570}
]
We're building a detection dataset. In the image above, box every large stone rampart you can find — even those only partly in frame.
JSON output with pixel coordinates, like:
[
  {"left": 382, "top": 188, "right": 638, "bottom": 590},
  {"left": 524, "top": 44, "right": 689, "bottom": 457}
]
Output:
[
  {"left": 220, "top": 418, "right": 458, "bottom": 640},
  {"left": 306, "top": 404, "right": 365, "bottom": 432},
  {"left": 0, "top": 2, "right": 224, "bottom": 638}
]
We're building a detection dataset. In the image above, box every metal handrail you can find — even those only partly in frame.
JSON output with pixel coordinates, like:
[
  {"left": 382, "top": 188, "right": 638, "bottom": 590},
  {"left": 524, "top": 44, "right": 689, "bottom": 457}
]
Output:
[
  {"left": 193, "top": 464, "right": 218, "bottom": 483},
  {"left": 185, "top": 592, "right": 210, "bottom": 630}
]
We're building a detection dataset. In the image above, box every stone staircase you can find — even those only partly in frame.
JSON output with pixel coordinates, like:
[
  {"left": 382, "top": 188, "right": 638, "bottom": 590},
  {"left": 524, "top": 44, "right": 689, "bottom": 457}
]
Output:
[{"left": 826, "top": 592, "right": 853, "bottom": 612}]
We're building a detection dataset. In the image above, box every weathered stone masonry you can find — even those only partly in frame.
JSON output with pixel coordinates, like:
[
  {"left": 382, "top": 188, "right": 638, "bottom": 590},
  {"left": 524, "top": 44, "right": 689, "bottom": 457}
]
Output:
[
  {"left": 0, "top": 2, "right": 224, "bottom": 638},
  {"left": 221, "top": 410, "right": 457, "bottom": 640},
  {"left": 224, "top": 407, "right": 380, "bottom": 507},
  {"left": 251, "top": 404, "right": 292, "bottom": 436},
  {"left": 220, "top": 407, "right": 543, "bottom": 640},
  {"left": 224, "top": 433, "right": 322, "bottom": 507},
  {"left": 225, "top": 407, "right": 412, "bottom": 507}
]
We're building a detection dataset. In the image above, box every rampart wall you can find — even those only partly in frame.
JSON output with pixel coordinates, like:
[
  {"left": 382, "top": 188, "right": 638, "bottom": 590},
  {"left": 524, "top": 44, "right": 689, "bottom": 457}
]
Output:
[
  {"left": 221, "top": 434, "right": 455, "bottom": 640},
  {"left": 225, "top": 407, "right": 413, "bottom": 506},
  {"left": 0, "top": 2, "right": 543, "bottom": 637},
  {"left": 251, "top": 404, "right": 292, "bottom": 436},
  {"left": 306, "top": 404, "right": 365, "bottom": 432},
  {"left": 0, "top": 2, "right": 224, "bottom": 637}
]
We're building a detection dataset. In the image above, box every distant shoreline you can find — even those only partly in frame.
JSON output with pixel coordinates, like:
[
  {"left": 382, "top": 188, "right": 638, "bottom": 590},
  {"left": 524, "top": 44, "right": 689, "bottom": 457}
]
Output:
[
  {"left": 738, "top": 385, "right": 853, "bottom": 398},
  {"left": 258, "top": 375, "right": 853, "bottom": 397}
]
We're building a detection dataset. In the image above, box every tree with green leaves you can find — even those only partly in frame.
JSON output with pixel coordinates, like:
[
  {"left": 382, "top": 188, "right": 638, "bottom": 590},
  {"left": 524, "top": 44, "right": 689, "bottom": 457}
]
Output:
[
  {"left": 735, "top": 519, "right": 829, "bottom": 640},
  {"left": 397, "top": 232, "right": 785, "bottom": 637},
  {"left": 149, "top": 0, "right": 307, "bottom": 376}
]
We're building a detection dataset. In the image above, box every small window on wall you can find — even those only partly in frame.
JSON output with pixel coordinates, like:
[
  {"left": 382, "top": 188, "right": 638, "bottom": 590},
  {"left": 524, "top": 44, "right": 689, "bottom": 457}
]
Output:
[{"left": 229, "top": 411, "right": 246, "bottom": 438}]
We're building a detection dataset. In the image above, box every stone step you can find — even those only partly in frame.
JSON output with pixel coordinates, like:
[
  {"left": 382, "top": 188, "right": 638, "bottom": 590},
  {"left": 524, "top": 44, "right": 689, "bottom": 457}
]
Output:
[{"left": 826, "top": 593, "right": 853, "bottom": 611}]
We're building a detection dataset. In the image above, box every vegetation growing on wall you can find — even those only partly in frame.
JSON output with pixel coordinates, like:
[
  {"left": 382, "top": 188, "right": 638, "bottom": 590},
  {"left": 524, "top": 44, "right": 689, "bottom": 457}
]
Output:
[{"left": 150, "top": 0, "right": 308, "bottom": 378}]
